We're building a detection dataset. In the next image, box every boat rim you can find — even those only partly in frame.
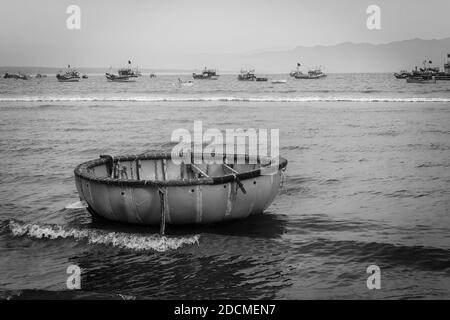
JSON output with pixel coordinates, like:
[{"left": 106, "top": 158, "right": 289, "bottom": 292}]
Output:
[{"left": 74, "top": 152, "right": 288, "bottom": 187}]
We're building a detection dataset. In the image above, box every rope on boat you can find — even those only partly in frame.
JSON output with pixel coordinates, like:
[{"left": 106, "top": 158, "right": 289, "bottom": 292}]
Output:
[
  {"left": 222, "top": 163, "right": 247, "bottom": 194},
  {"left": 158, "top": 187, "right": 166, "bottom": 236},
  {"left": 158, "top": 157, "right": 169, "bottom": 236}
]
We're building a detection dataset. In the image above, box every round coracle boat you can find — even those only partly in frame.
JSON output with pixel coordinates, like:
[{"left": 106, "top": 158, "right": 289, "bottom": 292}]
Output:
[{"left": 74, "top": 152, "right": 287, "bottom": 227}]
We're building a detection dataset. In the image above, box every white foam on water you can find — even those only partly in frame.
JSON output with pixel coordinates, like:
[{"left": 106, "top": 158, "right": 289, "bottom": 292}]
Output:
[
  {"left": 64, "top": 200, "right": 87, "bottom": 210},
  {"left": 1, "top": 96, "right": 450, "bottom": 103},
  {"left": 7, "top": 219, "right": 200, "bottom": 252}
]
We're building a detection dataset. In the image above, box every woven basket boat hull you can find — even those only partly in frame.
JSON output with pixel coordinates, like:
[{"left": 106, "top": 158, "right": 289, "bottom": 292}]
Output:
[{"left": 74, "top": 153, "right": 287, "bottom": 225}]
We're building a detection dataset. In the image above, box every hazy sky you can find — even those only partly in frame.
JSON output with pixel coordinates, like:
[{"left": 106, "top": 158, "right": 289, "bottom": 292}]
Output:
[{"left": 1, "top": 0, "right": 449, "bottom": 68}]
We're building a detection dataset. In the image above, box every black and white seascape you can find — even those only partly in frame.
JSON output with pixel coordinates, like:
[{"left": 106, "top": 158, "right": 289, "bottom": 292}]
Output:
[{"left": 0, "top": 0, "right": 449, "bottom": 301}]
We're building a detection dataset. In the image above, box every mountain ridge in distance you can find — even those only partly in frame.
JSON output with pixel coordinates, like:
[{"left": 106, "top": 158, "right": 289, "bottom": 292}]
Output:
[
  {"left": 1, "top": 37, "right": 449, "bottom": 74},
  {"left": 245, "top": 37, "right": 450, "bottom": 73}
]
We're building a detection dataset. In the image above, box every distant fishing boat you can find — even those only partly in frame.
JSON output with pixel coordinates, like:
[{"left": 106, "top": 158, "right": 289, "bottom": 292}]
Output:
[
  {"left": 406, "top": 75, "right": 436, "bottom": 84},
  {"left": 3, "top": 72, "right": 30, "bottom": 80},
  {"left": 291, "top": 62, "right": 326, "bottom": 79},
  {"left": 238, "top": 69, "right": 267, "bottom": 81},
  {"left": 435, "top": 54, "right": 450, "bottom": 80},
  {"left": 116, "top": 60, "right": 140, "bottom": 78},
  {"left": 149, "top": 73, "right": 157, "bottom": 78},
  {"left": 19, "top": 73, "right": 31, "bottom": 80},
  {"left": 106, "top": 61, "right": 138, "bottom": 82},
  {"left": 295, "top": 68, "right": 326, "bottom": 79},
  {"left": 406, "top": 60, "right": 437, "bottom": 83},
  {"left": 118, "top": 68, "right": 138, "bottom": 78},
  {"left": 56, "top": 65, "right": 80, "bottom": 82},
  {"left": 74, "top": 152, "right": 287, "bottom": 230},
  {"left": 106, "top": 73, "right": 133, "bottom": 82},
  {"left": 82, "top": 75, "right": 88, "bottom": 79},
  {"left": 238, "top": 70, "right": 256, "bottom": 81},
  {"left": 395, "top": 60, "right": 437, "bottom": 80},
  {"left": 106, "top": 71, "right": 134, "bottom": 82},
  {"left": 410, "top": 60, "right": 439, "bottom": 77},
  {"left": 177, "top": 78, "right": 194, "bottom": 87},
  {"left": 193, "top": 67, "right": 219, "bottom": 80}
]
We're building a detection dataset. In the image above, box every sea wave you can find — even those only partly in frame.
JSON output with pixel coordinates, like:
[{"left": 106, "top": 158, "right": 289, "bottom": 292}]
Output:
[
  {"left": 6, "top": 219, "right": 200, "bottom": 252},
  {"left": 1, "top": 96, "right": 450, "bottom": 103}
]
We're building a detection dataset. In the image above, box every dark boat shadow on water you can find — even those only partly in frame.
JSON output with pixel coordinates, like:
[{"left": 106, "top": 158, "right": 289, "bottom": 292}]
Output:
[{"left": 87, "top": 209, "right": 289, "bottom": 239}]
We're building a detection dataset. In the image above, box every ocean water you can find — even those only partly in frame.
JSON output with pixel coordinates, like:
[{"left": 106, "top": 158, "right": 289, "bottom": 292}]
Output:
[{"left": 0, "top": 73, "right": 449, "bottom": 299}]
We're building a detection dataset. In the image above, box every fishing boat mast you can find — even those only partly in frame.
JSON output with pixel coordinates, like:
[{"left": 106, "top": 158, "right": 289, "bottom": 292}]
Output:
[{"left": 446, "top": 53, "right": 450, "bottom": 73}]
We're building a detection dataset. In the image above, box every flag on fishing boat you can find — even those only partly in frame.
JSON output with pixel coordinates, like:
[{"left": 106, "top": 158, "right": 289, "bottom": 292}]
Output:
[
  {"left": 297, "top": 63, "right": 301, "bottom": 67},
  {"left": 128, "top": 60, "right": 131, "bottom": 65},
  {"left": 429, "top": 60, "right": 432, "bottom": 64}
]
